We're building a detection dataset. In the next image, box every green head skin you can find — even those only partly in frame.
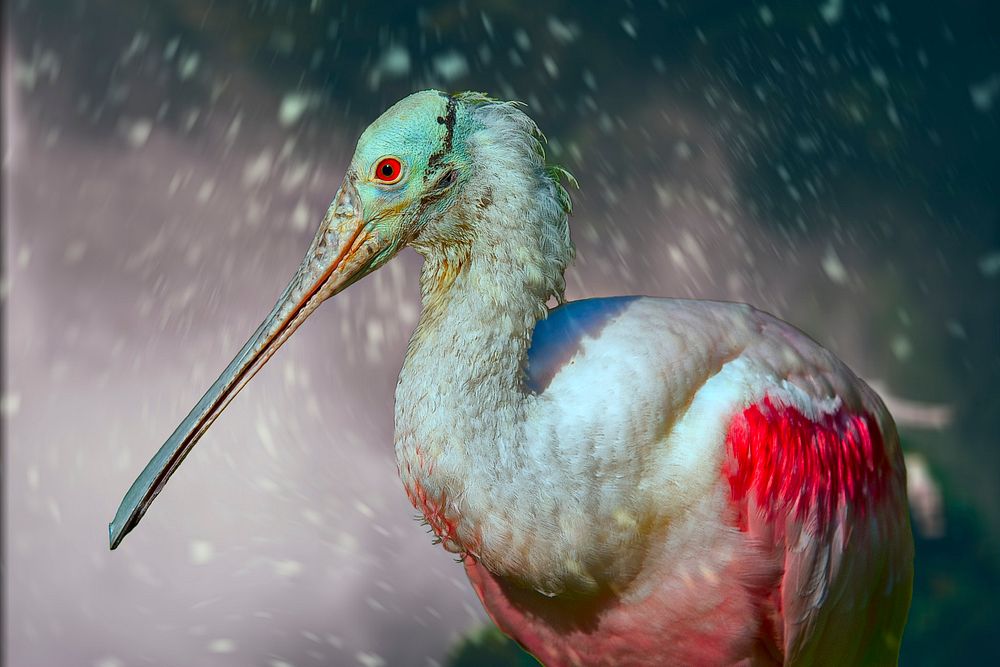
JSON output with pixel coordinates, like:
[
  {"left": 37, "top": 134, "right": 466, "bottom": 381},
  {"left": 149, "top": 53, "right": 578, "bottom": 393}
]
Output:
[{"left": 353, "top": 91, "right": 470, "bottom": 259}]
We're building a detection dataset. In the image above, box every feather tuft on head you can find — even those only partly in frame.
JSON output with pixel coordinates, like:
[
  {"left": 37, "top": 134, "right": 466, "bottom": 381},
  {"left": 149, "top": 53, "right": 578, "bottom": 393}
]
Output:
[{"left": 453, "top": 92, "right": 577, "bottom": 305}]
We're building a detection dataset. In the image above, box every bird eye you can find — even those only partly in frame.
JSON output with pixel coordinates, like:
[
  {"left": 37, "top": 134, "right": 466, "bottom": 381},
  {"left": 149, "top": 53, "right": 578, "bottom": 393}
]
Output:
[{"left": 373, "top": 157, "right": 403, "bottom": 185}]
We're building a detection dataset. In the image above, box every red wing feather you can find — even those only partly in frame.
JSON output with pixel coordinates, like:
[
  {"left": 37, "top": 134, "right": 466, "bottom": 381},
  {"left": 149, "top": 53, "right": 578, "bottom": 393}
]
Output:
[{"left": 725, "top": 395, "right": 912, "bottom": 664}]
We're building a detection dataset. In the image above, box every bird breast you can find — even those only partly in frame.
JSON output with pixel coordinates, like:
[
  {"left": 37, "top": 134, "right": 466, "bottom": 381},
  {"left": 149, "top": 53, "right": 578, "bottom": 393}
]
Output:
[{"left": 399, "top": 296, "right": 896, "bottom": 595}]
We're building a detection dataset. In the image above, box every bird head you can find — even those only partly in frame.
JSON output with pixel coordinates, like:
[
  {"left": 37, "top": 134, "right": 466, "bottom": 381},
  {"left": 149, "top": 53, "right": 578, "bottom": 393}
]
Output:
[
  {"left": 109, "top": 90, "right": 573, "bottom": 549},
  {"left": 350, "top": 90, "right": 468, "bottom": 248}
]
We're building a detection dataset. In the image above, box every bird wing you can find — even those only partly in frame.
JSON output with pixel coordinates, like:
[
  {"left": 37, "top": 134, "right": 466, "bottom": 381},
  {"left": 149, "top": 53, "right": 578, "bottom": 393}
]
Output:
[
  {"left": 478, "top": 297, "right": 912, "bottom": 665},
  {"left": 724, "top": 314, "right": 914, "bottom": 665}
]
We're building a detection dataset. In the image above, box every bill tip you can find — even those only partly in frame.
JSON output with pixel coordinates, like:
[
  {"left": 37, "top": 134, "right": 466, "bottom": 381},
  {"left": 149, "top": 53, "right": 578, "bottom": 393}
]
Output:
[{"left": 109, "top": 522, "right": 124, "bottom": 550}]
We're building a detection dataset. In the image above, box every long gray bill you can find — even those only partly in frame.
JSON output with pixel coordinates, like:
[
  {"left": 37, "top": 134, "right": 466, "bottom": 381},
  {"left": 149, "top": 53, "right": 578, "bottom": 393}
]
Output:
[{"left": 109, "top": 175, "right": 379, "bottom": 549}]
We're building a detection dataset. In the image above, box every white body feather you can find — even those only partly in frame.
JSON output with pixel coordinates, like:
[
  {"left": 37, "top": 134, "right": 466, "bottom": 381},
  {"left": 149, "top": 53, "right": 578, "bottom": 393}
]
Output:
[{"left": 391, "top": 93, "right": 911, "bottom": 664}]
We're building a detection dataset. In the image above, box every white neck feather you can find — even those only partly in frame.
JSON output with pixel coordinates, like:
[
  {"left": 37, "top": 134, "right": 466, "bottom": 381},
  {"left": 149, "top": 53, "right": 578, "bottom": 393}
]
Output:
[{"left": 394, "top": 133, "right": 585, "bottom": 594}]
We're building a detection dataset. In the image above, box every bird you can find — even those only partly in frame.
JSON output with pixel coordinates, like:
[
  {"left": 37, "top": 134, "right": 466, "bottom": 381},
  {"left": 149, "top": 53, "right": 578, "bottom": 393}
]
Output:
[{"left": 110, "top": 90, "right": 914, "bottom": 666}]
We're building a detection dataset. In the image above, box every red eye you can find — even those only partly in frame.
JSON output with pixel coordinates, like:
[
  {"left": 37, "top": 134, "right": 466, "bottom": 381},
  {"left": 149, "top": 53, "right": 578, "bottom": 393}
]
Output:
[{"left": 374, "top": 157, "right": 403, "bottom": 184}]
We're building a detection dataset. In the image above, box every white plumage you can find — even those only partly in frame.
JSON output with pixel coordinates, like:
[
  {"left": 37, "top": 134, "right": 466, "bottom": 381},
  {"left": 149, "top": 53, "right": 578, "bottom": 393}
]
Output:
[{"left": 110, "top": 91, "right": 913, "bottom": 665}]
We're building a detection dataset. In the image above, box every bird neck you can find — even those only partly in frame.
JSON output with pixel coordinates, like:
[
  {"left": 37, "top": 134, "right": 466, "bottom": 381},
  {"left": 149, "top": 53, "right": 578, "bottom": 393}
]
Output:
[
  {"left": 397, "top": 211, "right": 554, "bottom": 443},
  {"left": 399, "top": 157, "right": 573, "bottom": 425},
  {"left": 404, "top": 239, "right": 551, "bottom": 406},
  {"left": 394, "top": 184, "right": 570, "bottom": 580}
]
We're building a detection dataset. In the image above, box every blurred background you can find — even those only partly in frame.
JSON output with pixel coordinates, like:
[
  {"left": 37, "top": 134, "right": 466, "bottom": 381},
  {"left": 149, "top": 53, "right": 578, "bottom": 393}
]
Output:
[{"left": 4, "top": 0, "right": 998, "bottom": 665}]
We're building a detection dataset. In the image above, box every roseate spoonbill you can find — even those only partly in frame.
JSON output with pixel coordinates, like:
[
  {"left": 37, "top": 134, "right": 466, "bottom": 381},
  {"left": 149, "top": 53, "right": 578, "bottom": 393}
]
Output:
[{"left": 110, "top": 91, "right": 914, "bottom": 665}]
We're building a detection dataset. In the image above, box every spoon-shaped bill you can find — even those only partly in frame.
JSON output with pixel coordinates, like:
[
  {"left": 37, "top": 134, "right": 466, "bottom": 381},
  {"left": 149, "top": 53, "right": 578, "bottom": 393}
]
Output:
[{"left": 109, "top": 175, "right": 384, "bottom": 549}]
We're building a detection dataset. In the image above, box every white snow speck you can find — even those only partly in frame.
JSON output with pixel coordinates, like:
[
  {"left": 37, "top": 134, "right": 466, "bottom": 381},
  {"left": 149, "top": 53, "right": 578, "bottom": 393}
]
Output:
[
  {"left": 208, "top": 638, "right": 236, "bottom": 654},
  {"left": 282, "top": 162, "right": 310, "bottom": 192},
  {"left": 890, "top": 335, "right": 912, "bottom": 361},
  {"left": 870, "top": 67, "right": 889, "bottom": 89},
  {"left": 354, "top": 500, "right": 375, "bottom": 518},
  {"left": 94, "top": 658, "right": 124, "bottom": 667},
  {"left": 272, "top": 559, "right": 303, "bottom": 578},
  {"left": 819, "top": 0, "right": 844, "bottom": 25},
  {"left": 379, "top": 44, "right": 410, "bottom": 76},
  {"left": 368, "top": 44, "right": 411, "bottom": 89},
  {"left": 758, "top": 6, "right": 774, "bottom": 26},
  {"left": 400, "top": 301, "right": 418, "bottom": 325},
  {"left": 513, "top": 29, "right": 531, "bottom": 51},
  {"left": 121, "top": 32, "right": 149, "bottom": 63},
  {"left": 14, "top": 48, "right": 60, "bottom": 90},
  {"left": 291, "top": 200, "right": 311, "bottom": 231},
  {"left": 226, "top": 113, "right": 243, "bottom": 144},
  {"left": 257, "top": 477, "right": 280, "bottom": 494},
  {"left": 196, "top": 180, "right": 215, "bottom": 203},
  {"left": 256, "top": 417, "right": 277, "bottom": 458},
  {"left": 178, "top": 52, "right": 200, "bottom": 80},
  {"left": 125, "top": 118, "right": 152, "bottom": 147},
  {"left": 279, "top": 92, "right": 320, "bottom": 127},
  {"left": 269, "top": 29, "right": 295, "bottom": 54},
  {"left": 620, "top": 17, "right": 637, "bottom": 39},
  {"left": 543, "top": 55, "right": 559, "bottom": 79},
  {"left": 189, "top": 540, "right": 215, "bottom": 565},
  {"left": 380, "top": 45, "right": 411, "bottom": 76},
  {"left": 667, "top": 244, "right": 686, "bottom": 272},
  {"left": 164, "top": 37, "right": 180, "bottom": 60},
  {"left": 978, "top": 251, "right": 1000, "bottom": 277},
  {"left": 243, "top": 150, "right": 274, "bottom": 188},
  {"left": 356, "top": 652, "right": 386, "bottom": 667},
  {"left": 64, "top": 241, "right": 87, "bottom": 264},
  {"left": 821, "top": 247, "right": 849, "bottom": 284},
  {"left": 433, "top": 51, "right": 469, "bottom": 82},
  {"left": 480, "top": 12, "right": 494, "bottom": 39},
  {"left": 886, "top": 102, "right": 901, "bottom": 129},
  {"left": 680, "top": 231, "right": 709, "bottom": 274},
  {"left": 969, "top": 74, "right": 1000, "bottom": 112},
  {"left": 365, "top": 319, "right": 385, "bottom": 362},
  {"left": 1, "top": 392, "right": 21, "bottom": 418},
  {"left": 48, "top": 498, "right": 61, "bottom": 524},
  {"left": 547, "top": 17, "right": 580, "bottom": 43},
  {"left": 796, "top": 135, "right": 821, "bottom": 153}
]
